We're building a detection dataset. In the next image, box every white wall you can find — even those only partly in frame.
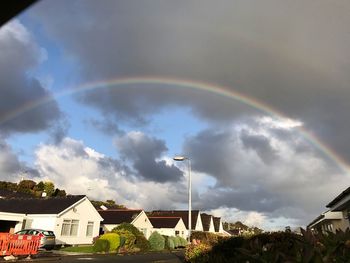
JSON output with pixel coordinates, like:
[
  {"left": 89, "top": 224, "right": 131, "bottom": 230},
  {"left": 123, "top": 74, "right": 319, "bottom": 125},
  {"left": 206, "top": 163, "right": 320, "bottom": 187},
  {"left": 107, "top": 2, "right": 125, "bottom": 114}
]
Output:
[
  {"left": 132, "top": 211, "right": 153, "bottom": 239},
  {"left": 55, "top": 198, "right": 102, "bottom": 245},
  {"left": 195, "top": 214, "right": 203, "bottom": 231},
  {"left": 27, "top": 198, "right": 102, "bottom": 245}
]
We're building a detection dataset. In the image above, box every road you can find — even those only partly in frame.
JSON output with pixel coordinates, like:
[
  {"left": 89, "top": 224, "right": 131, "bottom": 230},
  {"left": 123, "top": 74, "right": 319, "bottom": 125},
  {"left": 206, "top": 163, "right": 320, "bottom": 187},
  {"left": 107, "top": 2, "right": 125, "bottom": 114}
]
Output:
[{"left": 33, "top": 250, "right": 185, "bottom": 263}]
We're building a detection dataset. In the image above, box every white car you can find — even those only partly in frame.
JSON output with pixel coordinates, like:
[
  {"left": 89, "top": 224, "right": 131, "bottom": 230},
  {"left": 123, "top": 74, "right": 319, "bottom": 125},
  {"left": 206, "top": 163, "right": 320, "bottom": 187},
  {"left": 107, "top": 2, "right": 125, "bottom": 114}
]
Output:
[{"left": 15, "top": 229, "right": 56, "bottom": 250}]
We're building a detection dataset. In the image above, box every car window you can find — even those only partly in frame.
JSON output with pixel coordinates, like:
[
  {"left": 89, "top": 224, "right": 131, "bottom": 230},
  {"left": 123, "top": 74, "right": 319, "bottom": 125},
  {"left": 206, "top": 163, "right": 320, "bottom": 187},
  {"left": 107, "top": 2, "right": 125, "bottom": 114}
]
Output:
[
  {"left": 16, "top": 230, "right": 27, "bottom": 235},
  {"left": 42, "top": 231, "right": 55, "bottom": 236},
  {"left": 28, "top": 230, "right": 39, "bottom": 235}
]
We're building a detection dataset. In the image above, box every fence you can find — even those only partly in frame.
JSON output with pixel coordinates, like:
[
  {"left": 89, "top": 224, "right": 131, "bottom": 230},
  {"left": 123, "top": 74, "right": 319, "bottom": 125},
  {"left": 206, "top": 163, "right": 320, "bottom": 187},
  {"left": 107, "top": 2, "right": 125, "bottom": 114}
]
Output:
[{"left": 0, "top": 233, "right": 41, "bottom": 256}]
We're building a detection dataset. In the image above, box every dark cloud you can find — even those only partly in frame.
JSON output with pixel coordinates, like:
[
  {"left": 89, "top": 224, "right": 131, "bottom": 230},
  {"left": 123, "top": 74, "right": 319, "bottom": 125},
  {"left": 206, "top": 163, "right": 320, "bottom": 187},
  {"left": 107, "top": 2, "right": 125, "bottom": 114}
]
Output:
[
  {"left": 0, "top": 138, "right": 39, "bottom": 181},
  {"left": 29, "top": 0, "right": 350, "bottom": 162},
  {"left": 240, "top": 132, "right": 277, "bottom": 164},
  {"left": 115, "top": 132, "right": 183, "bottom": 182},
  {"left": 183, "top": 119, "right": 347, "bottom": 224},
  {"left": 0, "top": 20, "right": 61, "bottom": 135}
]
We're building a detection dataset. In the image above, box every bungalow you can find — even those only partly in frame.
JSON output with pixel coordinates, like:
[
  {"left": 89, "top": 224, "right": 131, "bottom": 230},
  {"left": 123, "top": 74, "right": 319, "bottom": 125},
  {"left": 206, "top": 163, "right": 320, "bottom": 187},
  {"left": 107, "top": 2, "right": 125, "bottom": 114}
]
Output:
[
  {"left": 98, "top": 209, "right": 153, "bottom": 239},
  {"left": 213, "top": 216, "right": 225, "bottom": 234},
  {"left": 148, "top": 217, "right": 187, "bottom": 239},
  {"left": 200, "top": 213, "right": 215, "bottom": 233},
  {"left": 149, "top": 210, "right": 203, "bottom": 237},
  {"left": 0, "top": 195, "right": 103, "bottom": 245}
]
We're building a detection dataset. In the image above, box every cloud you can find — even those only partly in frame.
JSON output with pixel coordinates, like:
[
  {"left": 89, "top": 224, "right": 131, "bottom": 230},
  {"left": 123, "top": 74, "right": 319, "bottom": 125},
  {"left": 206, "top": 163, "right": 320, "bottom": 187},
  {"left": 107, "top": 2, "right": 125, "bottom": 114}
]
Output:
[
  {"left": 0, "top": 20, "right": 61, "bottom": 135},
  {"left": 114, "top": 131, "right": 183, "bottom": 182},
  {"left": 85, "top": 118, "right": 124, "bottom": 136},
  {"left": 34, "top": 137, "right": 187, "bottom": 209},
  {"left": 185, "top": 117, "right": 350, "bottom": 226},
  {"left": 0, "top": 137, "right": 39, "bottom": 181},
  {"left": 28, "top": 0, "right": 350, "bottom": 163}
]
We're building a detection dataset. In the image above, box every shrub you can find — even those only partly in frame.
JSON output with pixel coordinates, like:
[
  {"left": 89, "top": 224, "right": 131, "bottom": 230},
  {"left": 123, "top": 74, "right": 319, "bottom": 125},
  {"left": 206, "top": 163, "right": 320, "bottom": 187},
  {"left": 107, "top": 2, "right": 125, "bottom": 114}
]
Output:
[
  {"left": 172, "top": 236, "right": 180, "bottom": 248},
  {"left": 191, "top": 231, "right": 220, "bottom": 245},
  {"left": 178, "top": 236, "right": 188, "bottom": 247},
  {"left": 149, "top": 231, "right": 165, "bottom": 251},
  {"left": 93, "top": 239, "right": 110, "bottom": 253},
  {"left": 167, "top": 236, "right": 175, "bottom": 250},
  {"left": 112, "top": 229, "right": 136, "bottom": 249},
  {"left": 185, "top": 243, "right": 211, "bottom": 263},
  {"left": 99, "top": 233, "right": 120, "bottom": 252},
  {"left": 113, "top": 223, "right": 150, "bottom": 251}
]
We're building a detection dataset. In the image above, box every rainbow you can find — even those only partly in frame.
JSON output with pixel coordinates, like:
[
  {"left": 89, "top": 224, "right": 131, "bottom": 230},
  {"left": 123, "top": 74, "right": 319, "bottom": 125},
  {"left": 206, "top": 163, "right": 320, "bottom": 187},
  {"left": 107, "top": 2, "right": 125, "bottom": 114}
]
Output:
[{"left": 1, "top": 76, "right": 349, "bottom": 174}]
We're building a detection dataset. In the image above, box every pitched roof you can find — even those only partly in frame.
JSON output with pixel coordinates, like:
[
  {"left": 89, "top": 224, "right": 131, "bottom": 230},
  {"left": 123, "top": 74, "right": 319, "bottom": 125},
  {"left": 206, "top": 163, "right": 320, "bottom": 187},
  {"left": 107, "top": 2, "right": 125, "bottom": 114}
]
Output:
[
  {"left": 0, "top": 189, "right": 34, "bottom": 199},
  {"left": 0, "top": 195, "right": 85, "bottom": 214},
  {"left": 326, "top": 186, "right": 350, "bottom": 208},
  {"left": 98, "top": 209, "right": 143, "bottom": 224},
  {"left": 213, "top": 217, "right": 221, "bottom": 232},
  {"left": 148, "top": 217, "right": 182, "bottom": 228},
  {"left": 149, "top": 210, "right": 200, "bottom": 230},
  {"left": 200, "top": 213, "right": 212, "bottom": 232}
]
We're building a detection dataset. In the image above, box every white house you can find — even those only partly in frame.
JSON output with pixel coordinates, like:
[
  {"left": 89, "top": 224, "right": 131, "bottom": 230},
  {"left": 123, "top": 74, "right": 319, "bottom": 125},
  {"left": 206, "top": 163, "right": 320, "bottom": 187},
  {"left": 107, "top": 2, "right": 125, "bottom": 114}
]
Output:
[
  {"left": 0, "top": 195, "right": 103, "bottom": 245},
  {"left": 213, "top": 216, "right": 225, "bottom": 234},
  {"left": 98, "top": 209, "right": 153, "bottom": 239},
  {"left": 149, "top": 210, "right": 203, "bottom": 237},
  {"left": 148, "top": 217, "right": 187, "bottom": 239},
  {"left": 200, "top": 213, "right": 215, "bottom": 233}
]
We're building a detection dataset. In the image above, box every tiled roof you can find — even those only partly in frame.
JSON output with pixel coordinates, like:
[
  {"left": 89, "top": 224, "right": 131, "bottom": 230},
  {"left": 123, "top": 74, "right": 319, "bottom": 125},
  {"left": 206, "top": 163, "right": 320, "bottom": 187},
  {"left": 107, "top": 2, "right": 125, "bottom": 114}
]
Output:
[
  {"left": 213, "top": 217, "right": 221, "bottom": 232},
  {"left": 98, "top": 209, "right": 143, "bottom": 224},
  {"left": 0, "top": 189, "right": 33, "bottom": 199},
  {"left": 149, "top": 210, "right": 200, "bottom": 230},
  {"left": 148, "top": 217, "right": 181, "bottom": 228},
  {"left": 0, "top": 195, "right": 85, "bottom": 214},
  {"left": 326, "top": 186, "right": 350, "bottom": 208},
  {"left": 200, "top": 213, "right": 212, "bottom": 232}
]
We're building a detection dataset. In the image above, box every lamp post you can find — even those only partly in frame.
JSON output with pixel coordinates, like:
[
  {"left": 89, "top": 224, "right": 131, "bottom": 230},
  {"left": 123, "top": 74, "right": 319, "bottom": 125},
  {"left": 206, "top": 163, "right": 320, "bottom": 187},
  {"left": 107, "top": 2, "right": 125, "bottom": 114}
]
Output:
[{"left": 173, "top": 155, "right": 192, "bottom": 242}]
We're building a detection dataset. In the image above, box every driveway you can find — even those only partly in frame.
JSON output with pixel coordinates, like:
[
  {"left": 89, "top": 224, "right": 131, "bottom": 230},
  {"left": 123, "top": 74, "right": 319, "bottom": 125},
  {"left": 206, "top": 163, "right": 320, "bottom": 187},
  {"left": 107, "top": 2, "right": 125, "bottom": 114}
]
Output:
[{"left": 28, "top": 250, "right": 185, "bottom": 263}]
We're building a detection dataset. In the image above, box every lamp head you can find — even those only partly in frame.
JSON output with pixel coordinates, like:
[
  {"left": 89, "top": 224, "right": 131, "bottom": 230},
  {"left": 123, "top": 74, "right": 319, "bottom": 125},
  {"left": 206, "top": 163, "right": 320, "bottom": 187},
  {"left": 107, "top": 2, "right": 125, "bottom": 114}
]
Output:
[{"left": 173, "top": 156, "right": 187, "bottom": 161}]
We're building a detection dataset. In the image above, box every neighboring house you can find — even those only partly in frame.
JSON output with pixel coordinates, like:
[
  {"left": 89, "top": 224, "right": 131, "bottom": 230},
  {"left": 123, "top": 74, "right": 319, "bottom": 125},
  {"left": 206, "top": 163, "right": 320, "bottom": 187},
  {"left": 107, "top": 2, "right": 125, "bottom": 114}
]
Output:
[
  {"left": 0, "top": 195, "right": 103, "bottom": 245},
  {"left": 200, "top": 213, "right": 215, "bottom": 233},
  {"left": 326, "top": 186, "right": 350, "bottom": 232},
  {"left": 0, "top": 189, "right": 33, "bottom": 199},
  {"left": 308, "top": 210, "right": 345, "bottom": 233},
  {"left": 213, "top": 216, "right": 224, "bottom": 234},
  {"left": 149, "top": 210, "right": 203, "bottom": 237},
  {"left": 98, "top": 209, "right": 153, "bottom": 239},
  {"left": 308, "top": 186, "right": 350, "bottom": 233},
  {"left": 148, "top": 217, "right": 187, "bottom": 239}
]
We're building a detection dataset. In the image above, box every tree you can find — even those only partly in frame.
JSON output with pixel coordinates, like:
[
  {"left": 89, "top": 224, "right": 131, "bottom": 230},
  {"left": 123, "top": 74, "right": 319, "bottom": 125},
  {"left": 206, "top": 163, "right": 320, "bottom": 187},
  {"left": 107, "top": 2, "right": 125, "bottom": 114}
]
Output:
[{"left": 43, "top": 181, "right": 55, "bottom": 196}]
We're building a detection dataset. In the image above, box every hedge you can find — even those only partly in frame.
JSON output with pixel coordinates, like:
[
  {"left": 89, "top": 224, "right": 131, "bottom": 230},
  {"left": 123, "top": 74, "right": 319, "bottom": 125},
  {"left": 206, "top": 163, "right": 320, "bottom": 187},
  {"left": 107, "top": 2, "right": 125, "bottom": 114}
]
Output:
[
  {"left": 98, "top": 233, "right": 120, "bottom": 252},
  {"left": 93, "top": 239, "right": 110, "bottom": 253},
  {"left": 113, "top": 223, "right": 150, "bottom": 251},
  {"left": 149, "top": 231, "right": 165, "bottom": 251},
  {"left": 112, "top": 229, "right": 136, "bottom": 249}
]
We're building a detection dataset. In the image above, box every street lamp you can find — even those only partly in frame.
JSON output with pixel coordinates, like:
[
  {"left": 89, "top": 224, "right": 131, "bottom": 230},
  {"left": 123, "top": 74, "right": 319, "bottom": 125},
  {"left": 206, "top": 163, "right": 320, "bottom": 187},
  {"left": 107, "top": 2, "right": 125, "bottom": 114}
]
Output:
[{"left": 173, "top": 155, "right": 192, "bottom": 242}]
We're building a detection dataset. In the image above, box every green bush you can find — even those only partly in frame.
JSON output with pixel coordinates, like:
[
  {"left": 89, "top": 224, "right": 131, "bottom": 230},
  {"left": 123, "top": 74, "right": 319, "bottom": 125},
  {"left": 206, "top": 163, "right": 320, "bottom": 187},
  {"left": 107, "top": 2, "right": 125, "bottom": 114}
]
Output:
[
  {"left": 112, "top": 229, "right": 136, "bottom": 249},
  {"left": 149, "top": 231, "right": 165, "bottom": 251},
  {"left": 167, "top": 236, "right": 175, "bottom": 250},
  {"left": 171, "top": 236, "right": 180, "bottom": 248},
  {"left": 99, "top": 233, "right": 120, "bottom": 252},
  {"left": 178, "top": 236, "right": 188, "bottom": 247},
  {"left": 113, "top": 223, "right": 150, "bottom": 251},
  {"left": 93, "top": 239, "right": 110, "bottom": 253}
]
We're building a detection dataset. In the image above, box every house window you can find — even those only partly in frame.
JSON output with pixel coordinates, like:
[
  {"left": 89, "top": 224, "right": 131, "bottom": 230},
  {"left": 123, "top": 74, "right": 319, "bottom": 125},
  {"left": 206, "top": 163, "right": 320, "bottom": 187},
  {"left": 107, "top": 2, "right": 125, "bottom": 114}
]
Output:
[
  {"left": 175, "top": 230, "right": 179, "bottom": 236},
  {"left": 86, "top": 221, "right": 94, "bottom": 237},
  {"left": 61, "top": 219, "right": 79, "bottom": 236}
]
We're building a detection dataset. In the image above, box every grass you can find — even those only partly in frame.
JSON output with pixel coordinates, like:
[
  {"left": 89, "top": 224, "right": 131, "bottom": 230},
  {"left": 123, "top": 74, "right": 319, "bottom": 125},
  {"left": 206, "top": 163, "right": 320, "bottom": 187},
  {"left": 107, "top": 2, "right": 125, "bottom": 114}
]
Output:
[{"left": 59, "top": 245, "right": 94, "bottom": 253}]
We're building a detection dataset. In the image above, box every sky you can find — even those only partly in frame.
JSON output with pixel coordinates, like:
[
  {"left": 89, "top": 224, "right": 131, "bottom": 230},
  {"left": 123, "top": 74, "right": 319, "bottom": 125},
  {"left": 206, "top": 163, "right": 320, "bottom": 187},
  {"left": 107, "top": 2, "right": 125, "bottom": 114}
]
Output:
[{"left": 0, "top": 0, "right": 349, "bottom": 230}]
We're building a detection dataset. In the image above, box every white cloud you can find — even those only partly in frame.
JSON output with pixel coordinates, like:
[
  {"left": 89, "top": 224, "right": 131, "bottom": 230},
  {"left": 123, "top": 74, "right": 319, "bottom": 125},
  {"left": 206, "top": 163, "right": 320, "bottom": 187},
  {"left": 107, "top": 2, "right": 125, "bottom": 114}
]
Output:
[{"left": 34, "top": 137, "right": 187, "bottom": 209}]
